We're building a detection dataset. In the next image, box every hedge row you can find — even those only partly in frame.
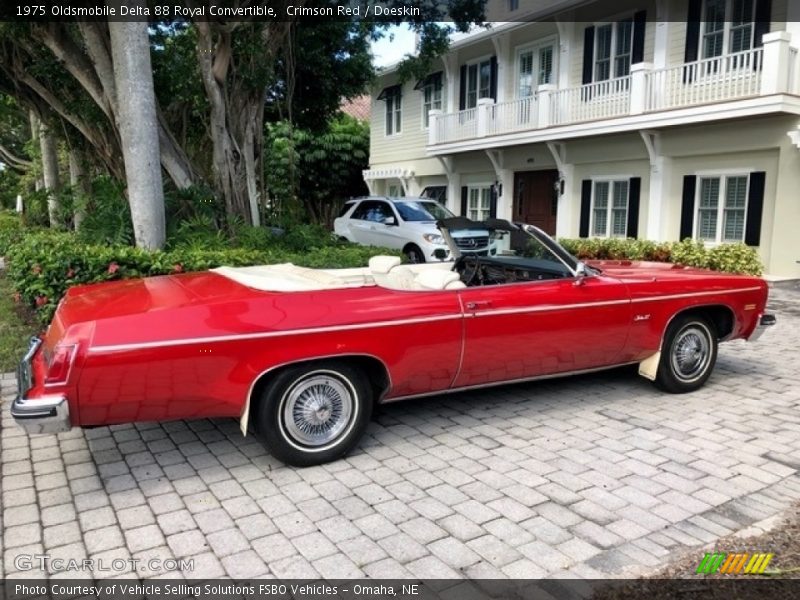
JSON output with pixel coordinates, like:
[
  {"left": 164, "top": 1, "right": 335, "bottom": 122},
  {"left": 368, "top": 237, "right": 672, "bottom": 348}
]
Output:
[
  {"left": 6, "top": 230, "right": 401, "bottom": 324},
  {"left": 558, "top": 237, "right": 763, "bottom": 277}
]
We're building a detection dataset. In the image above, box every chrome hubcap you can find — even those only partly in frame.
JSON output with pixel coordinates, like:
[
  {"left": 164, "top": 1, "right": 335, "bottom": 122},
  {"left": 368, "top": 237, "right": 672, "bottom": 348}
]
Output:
[
  {"left": 283, "top": 375, "right": 353, "bottom": 446},
  {"left": 671, "top": 326, "right": 710, "bottom": 381}
]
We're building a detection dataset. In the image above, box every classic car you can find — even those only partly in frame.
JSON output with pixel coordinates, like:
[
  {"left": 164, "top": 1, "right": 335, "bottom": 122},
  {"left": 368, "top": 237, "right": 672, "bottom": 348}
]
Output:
[{"left": 13, "top": 218, "right": 775, "bottom": 466}]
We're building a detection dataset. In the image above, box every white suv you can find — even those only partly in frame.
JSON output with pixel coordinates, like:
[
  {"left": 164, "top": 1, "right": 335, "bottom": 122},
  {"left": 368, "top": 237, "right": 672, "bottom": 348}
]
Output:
[{"left": 334, "top": 197, "right": 495, "bottom": 263}]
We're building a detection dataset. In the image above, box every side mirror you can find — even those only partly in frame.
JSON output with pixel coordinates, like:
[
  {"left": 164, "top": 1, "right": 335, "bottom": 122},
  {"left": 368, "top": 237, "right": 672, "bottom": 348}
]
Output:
[
  {"left": 574, "top": 261, "right": 588, "bottom": 286},
  {"left": 383, "top": 216, "right": 397, "bottom": 226}
]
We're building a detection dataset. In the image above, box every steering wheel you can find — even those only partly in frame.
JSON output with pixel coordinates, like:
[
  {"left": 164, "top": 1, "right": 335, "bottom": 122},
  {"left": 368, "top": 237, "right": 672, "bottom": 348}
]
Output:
[{"left": 458, "top": 256, "right": 482, "bottom": 286}]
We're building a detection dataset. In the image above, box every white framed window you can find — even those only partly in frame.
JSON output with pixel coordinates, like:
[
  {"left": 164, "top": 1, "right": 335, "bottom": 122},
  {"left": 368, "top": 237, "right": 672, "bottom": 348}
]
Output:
[
  {"left": 700, "top": 0, "right": 756, "bottom": 59},
  {"left": 695, "top": 174, "right": 748, "bottom": 243},
  {"left": 465, "top": 58, "right": 493, "bottom": 109},
  {"left": 594, "top": 19, "right": 634, "bottom": 81},
  {"left": 591, "top": 179, "right": 629, "bottom": 237},
  {"left": 467, "top": 185, "right": 492, "bottom": 221},
  {"left": 387, "top": 183, "right": 404, "bottom": 198},
  {"left": 421, "top": 75, "right": 443, "bottom": 128},
  {"left": 517, "top": 40, "right": 556, "bottom": 98},
  {"left": 379, "top": 86, "right": 402, "bottom": 136}
]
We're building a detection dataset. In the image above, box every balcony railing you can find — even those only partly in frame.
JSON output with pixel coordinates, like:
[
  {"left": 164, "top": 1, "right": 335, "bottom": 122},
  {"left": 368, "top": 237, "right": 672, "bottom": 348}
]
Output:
[
  {"left": 428, "top": 32, "right": 795, "bottom": 147},
  {"left": 549, "top": 76, "right": 632, "bottom": 126},
  {"left": 486, "top": 96, "right": 538, "bottom": 135},
  {"left": 645, "top": 47, "right": 763, "bottom": 112}
]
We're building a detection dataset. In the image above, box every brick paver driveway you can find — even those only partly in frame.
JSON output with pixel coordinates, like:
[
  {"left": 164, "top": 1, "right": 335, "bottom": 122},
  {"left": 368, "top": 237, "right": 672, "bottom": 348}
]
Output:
[{"left": 2, "top": 284, "right": 799, "bottom": 580}]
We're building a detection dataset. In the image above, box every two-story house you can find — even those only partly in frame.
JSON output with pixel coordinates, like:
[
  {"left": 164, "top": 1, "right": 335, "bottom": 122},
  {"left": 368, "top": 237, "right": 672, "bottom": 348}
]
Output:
[{"left": 363, "top": 0, "right": 800, "bottom": 277}]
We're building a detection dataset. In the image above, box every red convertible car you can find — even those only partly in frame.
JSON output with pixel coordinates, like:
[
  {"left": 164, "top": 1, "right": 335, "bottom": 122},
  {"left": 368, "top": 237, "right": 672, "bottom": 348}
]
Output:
[{"left": 13, "top": 219, "right": 775, "bottom": 465}]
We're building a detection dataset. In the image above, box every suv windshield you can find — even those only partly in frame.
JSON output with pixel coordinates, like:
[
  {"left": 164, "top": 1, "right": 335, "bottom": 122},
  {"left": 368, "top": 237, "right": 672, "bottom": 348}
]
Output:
[{"left": 395, "top": 201, "right": 454, "bottom": 222}]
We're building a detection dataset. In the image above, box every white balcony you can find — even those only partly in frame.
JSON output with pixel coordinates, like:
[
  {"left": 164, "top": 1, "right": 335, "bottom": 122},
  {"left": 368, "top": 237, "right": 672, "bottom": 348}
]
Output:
[{"left": 429, "top": 33, "right": 799, "bottom": 150}]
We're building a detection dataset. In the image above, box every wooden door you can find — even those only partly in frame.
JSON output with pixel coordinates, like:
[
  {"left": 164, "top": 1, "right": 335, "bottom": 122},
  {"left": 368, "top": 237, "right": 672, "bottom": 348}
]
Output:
[{"left": 514, "top": 170, "right": 560, "bottom": 235}]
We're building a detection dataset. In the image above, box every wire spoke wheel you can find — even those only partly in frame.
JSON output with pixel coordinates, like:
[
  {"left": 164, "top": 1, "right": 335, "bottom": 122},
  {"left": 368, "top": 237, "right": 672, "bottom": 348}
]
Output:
[
  {"left": 282, "top": 374, "right": 354, "bottom": 447},
  {"left": 670, "top": 326, "right": 711, "bottom": 382}
]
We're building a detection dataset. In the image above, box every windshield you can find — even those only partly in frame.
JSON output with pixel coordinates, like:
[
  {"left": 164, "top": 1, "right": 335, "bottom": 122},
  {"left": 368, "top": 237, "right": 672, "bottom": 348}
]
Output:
[{"left": 395, "top": 201, "right": 454, "bottom": 222}]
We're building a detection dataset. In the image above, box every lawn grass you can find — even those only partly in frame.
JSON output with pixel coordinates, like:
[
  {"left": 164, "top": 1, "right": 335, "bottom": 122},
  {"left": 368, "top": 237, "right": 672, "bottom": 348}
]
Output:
[{"left": 0, "top": 272, "right": 37, "bottom": 372}]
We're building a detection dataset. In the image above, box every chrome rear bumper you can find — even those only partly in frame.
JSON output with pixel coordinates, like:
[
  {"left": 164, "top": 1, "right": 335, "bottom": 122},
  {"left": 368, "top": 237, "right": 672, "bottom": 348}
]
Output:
[
  {"left": 11, "top": 337, "right": 72, "bottom": 434},
  {"left": 748, "top": 313, "right": 776, "bottom": 342}
]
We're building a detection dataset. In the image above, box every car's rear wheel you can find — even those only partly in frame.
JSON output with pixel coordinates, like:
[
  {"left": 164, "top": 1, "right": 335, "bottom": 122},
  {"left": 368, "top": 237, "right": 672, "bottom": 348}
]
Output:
[
  {"left": 404, "top": 244, "right": 425, "bottom": 264},
  {"left": 256, "top": 361, "right": 372, "bottom": 466},
  {"left": 655, "top": 315, "right": 718, "bottom": 393}
]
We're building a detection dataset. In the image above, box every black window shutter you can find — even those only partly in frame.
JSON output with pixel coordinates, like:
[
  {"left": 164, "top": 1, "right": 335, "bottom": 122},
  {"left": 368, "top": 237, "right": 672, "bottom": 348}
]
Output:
[
  {"left": 579, "top": 180, "right": 592, "bottom": 238},
  {"left": 489, "top": 184, "right": 498, "bottom": 218},
  {"left": 459, "top": 65, "right": 467, "bottom": 111},
  {"left": 754, "top": 0, "right": 772, "bottom": 47},
  {"left": 632, "top": 11, "right": 647, "bottom": 64},
  {"left": 460, "top": 186, "right": 468, "bottom": 217},
  {"left": 685, "top": 0, "right": 702, "bottom": 63},
  {"left": 489, "top": 56, "right": 498, "bottom": 101},
  {"left": 745, "top": 172, "right": 766, "bottom": 246},
  {"left": 680, "top": 175, "right": 697, "bottom": 240},
  {"left": 627, "top": 177, "right": 641, "bottom": 239},
  {"left": 582, "top": 27, "right": 595, "bottom": 85}
]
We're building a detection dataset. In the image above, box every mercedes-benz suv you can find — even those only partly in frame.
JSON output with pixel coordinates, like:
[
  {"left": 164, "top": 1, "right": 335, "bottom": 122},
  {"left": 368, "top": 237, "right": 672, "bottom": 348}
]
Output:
[{"left": 334, "top": 196, "right": 496, "bottom": 263}]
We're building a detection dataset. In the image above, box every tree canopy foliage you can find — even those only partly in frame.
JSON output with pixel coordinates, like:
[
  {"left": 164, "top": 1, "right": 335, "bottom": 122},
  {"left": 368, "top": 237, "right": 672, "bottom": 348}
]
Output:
[{"left": 0, "top": 2, "right": 487, "bottom": 248}]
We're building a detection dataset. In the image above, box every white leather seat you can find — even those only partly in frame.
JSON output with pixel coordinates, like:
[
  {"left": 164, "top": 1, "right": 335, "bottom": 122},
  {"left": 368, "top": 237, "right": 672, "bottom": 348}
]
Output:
[
  {"left": 368, "top": 255, "right": 402, "bottom": 275},
  {"left": 416, "top": 269, "right": 462, "bottom": 290}
]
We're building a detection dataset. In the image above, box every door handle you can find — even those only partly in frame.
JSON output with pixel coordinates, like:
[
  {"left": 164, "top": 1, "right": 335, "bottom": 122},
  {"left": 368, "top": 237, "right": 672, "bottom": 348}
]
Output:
[{"left": 466, "top": 300, "right": 492, "bottom": 311}]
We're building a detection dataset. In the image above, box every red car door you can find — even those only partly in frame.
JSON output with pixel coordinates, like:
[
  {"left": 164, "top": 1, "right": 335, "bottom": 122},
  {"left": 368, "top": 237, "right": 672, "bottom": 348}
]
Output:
[{"left": 453, "top": 275, "right": 632, "bottom": 388}]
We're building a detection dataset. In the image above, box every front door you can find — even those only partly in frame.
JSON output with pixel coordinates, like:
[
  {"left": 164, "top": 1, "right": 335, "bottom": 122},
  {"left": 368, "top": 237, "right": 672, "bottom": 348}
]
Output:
[
  {"left": 453, "top": 276, "right": 632, "bottom": 389},
  {"left": 514, "top": 170, "right": 559, "bottom": 235}
]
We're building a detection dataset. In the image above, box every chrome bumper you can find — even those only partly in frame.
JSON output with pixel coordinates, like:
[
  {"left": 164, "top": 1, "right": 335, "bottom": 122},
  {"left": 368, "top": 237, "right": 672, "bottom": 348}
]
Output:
[
  {"left": 748, "top": 313, "right": 776, "bottom": 342},
  {"left": 11, "top": 337, "right": 72, "bottom": 434}
]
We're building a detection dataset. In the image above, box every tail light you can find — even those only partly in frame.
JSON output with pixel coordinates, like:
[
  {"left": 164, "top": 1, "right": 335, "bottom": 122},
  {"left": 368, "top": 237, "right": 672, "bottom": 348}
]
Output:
[{"left": 44, "top": 344, "right": 77, "bottom": 386}]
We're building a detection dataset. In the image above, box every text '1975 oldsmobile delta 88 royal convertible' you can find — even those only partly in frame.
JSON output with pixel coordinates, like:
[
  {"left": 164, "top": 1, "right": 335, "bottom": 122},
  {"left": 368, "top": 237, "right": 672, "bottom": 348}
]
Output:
[{"left": 13, "top": 218, "right": 775, "bottom": 465}]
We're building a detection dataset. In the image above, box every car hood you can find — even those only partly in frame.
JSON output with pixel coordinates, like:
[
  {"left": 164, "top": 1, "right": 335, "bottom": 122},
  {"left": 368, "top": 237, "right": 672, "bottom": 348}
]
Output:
[{"left": 589, "top": 259, "right": 764, "bottom": 286}]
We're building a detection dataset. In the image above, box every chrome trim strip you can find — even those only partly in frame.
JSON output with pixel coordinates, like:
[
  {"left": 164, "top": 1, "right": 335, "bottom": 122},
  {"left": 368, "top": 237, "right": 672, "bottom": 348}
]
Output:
[
  {"left": 383, "top": 362, "right": 640, "bottom": 403},
  {"left": 89, "top": 313, "right": 464, "bottom": 354},
  {"left": 471, "top": 298, "right": 630, "bottom": 318},
  {"left": 630, "top": 287, "right": 762, "bottom": 303}
]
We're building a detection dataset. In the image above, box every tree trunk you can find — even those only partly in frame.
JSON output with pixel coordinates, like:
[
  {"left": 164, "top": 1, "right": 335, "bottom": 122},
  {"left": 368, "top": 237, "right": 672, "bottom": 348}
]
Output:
[
  {"left": 68, "top": 149, "right": 89, "bottom": 230},
  {"left": 28, "top": 111, "right": 44, "bottom": 192},
  {"left": 108, "top": 4, "right": 165, "bottom": 250},
  {"left": 39, "top": 121, "right": 61, "bottom": 227}
]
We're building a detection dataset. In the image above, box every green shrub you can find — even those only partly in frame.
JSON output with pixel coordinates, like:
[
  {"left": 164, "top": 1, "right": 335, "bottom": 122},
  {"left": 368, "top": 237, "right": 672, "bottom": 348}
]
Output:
[
  {"left": 0, "top": 212, "right": 25, "bottom": 255},
  {"left": 5, "top": 229, "right": 400, "bottom": 324},
  {"left": 559, "top": 237, "right": 762, "bottom": 276}
]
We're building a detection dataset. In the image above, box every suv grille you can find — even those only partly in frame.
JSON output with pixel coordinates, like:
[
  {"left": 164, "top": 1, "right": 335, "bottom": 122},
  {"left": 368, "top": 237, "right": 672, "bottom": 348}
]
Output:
[{"left": 455, "top": 236, "right": 489, "bottom": 250}]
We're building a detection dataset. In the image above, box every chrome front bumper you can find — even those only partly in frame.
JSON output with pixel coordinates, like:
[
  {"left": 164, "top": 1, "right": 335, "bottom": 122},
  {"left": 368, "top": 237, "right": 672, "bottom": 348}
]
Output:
[
  {"left": 11, "top": 337, "right": 72, "bottom": 434},
  {"left": 748, "top": 313, "right": 777, "bottom": 342}
]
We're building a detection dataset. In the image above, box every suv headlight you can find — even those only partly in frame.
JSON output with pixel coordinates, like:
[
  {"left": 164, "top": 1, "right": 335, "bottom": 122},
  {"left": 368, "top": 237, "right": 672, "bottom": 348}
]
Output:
[{"left": 422, "top": 233, "right": 445, "bottom": 245}]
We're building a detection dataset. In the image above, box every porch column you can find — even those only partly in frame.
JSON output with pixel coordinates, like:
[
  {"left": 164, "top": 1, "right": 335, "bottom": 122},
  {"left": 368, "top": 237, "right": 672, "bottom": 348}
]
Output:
[
  {"left": 646, "top": 156, "right": 672, "bottom": 241},
  {"left": 555, "top": 164, "right": 575, "bottom": 239},
  {"left": 761, "top": 32, "right": 791, "bottom": 95},
  {"left": 476, "top": 98, "right": 494, "bottom": 138},
  {"left": 630, "top": 63, "right": 652, "bottom": 115},
  {"left": 446, "top": 172, "right": 462, "bottom": 215},
  {"left": 496, "top": 169, "right": 514, "bottom": 220},
  {"left": 428, "top": 109, "right": 442, "bottom": 145}
]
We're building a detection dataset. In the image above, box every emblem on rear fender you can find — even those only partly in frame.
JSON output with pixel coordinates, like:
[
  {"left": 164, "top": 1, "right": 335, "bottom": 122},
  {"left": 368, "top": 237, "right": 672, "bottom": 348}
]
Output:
[{"left": 634, "top": 314, "right": 651, "bottom": 322}]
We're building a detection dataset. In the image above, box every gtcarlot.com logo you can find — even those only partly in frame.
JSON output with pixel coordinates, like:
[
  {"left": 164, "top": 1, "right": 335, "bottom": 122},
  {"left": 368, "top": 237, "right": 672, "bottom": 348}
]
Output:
[{"left": 15, "top": 554, "right": 194, "bottom": 573}]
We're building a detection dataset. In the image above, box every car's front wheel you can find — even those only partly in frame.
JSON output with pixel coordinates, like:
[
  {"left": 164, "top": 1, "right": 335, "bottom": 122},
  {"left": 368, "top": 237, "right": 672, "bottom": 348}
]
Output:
[
  {"left": 256, "top": 361, "right": 373, "bottom": 466},
  {"left": 655, "top": 315, "right": 718, "bottom": 393},
  {"left": 404, "top": 244, "right": 425, "bottom": 264}
]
